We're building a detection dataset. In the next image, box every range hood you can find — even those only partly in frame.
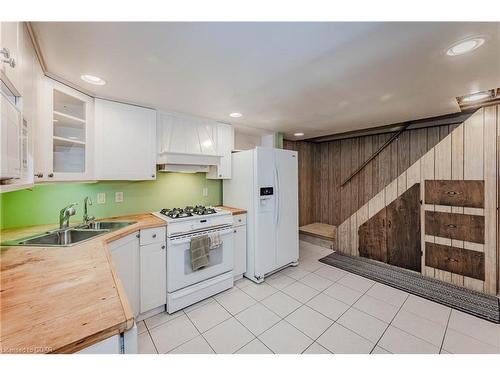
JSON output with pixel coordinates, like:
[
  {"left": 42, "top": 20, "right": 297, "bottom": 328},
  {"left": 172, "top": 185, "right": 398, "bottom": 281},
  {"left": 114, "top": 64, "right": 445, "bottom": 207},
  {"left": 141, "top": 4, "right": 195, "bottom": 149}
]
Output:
[{"left": 156, "top": 112, "right": 221, "bottom": 172}]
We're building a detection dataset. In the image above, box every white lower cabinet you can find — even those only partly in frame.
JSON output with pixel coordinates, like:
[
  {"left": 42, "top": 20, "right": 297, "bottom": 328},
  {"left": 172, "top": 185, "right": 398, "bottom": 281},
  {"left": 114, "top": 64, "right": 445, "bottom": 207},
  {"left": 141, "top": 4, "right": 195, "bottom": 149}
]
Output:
[
  {"left": 109, "top": 232, "right": 140, "bottom": 317},
  {"left": 140, "top": 242, "right": 167, "bottom": 313},
  {"left": 109, "top": 227, "right": 167, "bottom": 319},
  {"left": 233, "top": 214, "right": 247, "bottom": 280},
  {"left": 77, "top": 323, "right": 138, "bottom": 354}
]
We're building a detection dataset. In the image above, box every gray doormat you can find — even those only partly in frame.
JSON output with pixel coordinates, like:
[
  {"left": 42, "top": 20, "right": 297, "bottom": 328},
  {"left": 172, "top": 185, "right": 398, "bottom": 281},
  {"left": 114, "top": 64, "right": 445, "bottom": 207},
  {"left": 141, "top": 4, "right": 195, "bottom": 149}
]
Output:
[{"left": 319, "top": 252, "right": 500, "bottom": 324}]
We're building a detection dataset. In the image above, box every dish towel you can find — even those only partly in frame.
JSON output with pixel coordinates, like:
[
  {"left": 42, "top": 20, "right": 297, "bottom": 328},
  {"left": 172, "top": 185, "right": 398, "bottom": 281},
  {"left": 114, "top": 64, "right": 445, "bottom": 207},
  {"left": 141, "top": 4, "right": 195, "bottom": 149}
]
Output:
[
  {"left": 190, "top": 235, "right": 210, "bottom": 271},
  {"left": 208, "top": 232, "right": 222, "bottom": 250}
]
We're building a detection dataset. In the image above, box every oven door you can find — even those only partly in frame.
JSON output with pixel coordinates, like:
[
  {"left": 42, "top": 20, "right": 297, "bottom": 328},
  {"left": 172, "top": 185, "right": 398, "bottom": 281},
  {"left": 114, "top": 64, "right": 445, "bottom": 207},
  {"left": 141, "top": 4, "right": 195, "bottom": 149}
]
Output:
[{"left": 167, "top": 227, "right": 234, "bottom": 292}]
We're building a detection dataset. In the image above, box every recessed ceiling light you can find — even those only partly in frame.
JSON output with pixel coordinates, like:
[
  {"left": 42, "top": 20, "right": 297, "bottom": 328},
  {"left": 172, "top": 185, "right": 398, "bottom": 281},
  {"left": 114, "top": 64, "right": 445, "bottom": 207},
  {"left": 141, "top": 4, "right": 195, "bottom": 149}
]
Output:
[
  {"left": 446, "top": 37, "right": 485, "bottom": 56},
  {"left": 80, "top": 74, "right": 106, "bottom": 85},
  {"left": 294, "top": 132, "right": 304, "bottom": 137},
  {"left": 229, "top": 112, "right": 242, "bottom": 118},
  {"left": 460, "top": 91, "right": 492, "bottom": 103}
]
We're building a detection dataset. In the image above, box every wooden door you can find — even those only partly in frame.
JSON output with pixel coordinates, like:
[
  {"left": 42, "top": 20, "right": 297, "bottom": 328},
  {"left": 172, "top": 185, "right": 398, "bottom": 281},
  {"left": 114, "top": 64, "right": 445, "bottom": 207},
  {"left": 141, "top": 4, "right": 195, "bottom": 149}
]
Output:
[
  {"left": 386, "top": 183, "right": 421, "bottom": 272},
  {"left": 358, "top": 208, "right": 387, "bottom": 262}
]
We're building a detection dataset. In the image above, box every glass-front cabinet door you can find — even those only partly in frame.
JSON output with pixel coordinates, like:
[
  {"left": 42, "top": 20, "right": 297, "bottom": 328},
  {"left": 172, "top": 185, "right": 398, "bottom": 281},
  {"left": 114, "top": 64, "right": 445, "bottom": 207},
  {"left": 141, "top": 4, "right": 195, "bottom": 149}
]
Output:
[{"left": 36, "top": 78, "right": 94, "bottom": 181}]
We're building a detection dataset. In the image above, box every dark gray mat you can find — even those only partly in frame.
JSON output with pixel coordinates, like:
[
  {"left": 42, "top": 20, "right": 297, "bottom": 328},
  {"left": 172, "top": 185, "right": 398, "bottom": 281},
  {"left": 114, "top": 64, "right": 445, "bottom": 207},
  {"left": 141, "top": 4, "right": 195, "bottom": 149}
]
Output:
[{"left": 319, "top": 252, "right": 500, "bottom": 324}]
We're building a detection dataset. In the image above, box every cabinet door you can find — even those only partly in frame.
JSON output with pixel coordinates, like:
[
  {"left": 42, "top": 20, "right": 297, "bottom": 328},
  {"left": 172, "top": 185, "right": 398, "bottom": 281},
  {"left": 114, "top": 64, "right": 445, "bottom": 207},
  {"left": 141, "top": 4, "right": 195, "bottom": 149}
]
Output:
[
  {"left": 207, "top": 123, "right": 234, "bottom": 179},
  {"left": 140, "top": 242, "right": 167, "bottom": 313},
  {"left": 95, "top": 99, "right": 156, "bottom": 180},
  {"left": 386, "top": 183, "right": 421, "bottom": 272},
  {"left": 109, "top": 232, "right": 140, "bottom": 317},
  {"left": 0, "top": 92, "right": 21, "bottom": 180},
  {"left": 38, "top": 79, "right": 94, "bottom": 181},
  {"left": 233, "top": 225, "right": 247, "bottom": 278},
  {"left": 358, "top": 208, "right": 387, "bottom": 262},
  {"left": 0, "top": 22, "right": 22, "bottom": 95}
]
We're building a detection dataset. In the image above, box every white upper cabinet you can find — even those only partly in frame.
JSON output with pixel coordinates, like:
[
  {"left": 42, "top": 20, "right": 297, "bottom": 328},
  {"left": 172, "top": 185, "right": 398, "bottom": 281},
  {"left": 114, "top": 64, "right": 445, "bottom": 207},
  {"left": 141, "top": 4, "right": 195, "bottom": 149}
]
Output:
[
  {"left": 0, "top": 90, "right": 22, "bottom": 181},
  {"left": 0, "top": 22, "right": 23, "bottom": 96},
  {"left": 35, "top": 78, "right": 94, "bottom": 182},
  {"left": 1, "top": 24, "right": 41, "bottom": 192},
  {"left": 95, "top": 99, "right": 156, "bottom": 180},
  {"left": 207, "top": 122, "right": 234, "bottom": 179}
]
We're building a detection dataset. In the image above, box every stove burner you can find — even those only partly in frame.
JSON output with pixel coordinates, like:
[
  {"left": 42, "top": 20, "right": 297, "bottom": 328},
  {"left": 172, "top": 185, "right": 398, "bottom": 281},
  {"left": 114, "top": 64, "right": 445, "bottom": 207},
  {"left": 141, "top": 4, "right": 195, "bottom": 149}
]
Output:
[
  {"left": 193, "top": 205, "right": 217, "bottom": 215},
  {"left": 160, "top": 206, "right": 217, "bottom": 219},
  {"left": 160, "top": 207, "right": 193, "bottom": 219}
]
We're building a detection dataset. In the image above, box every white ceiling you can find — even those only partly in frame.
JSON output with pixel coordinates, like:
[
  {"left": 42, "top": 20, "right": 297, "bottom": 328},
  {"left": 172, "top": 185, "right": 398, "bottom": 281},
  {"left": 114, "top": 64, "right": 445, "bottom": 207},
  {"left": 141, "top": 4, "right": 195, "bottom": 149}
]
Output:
[{"left": 32, "top": 22, "right": 500, "bottom": 139}]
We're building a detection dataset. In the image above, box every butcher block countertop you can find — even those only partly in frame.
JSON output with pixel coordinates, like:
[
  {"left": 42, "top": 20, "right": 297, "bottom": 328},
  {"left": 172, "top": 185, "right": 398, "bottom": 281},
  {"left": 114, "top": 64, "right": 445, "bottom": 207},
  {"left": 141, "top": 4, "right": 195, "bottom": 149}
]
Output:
[
  {"left": 0, "top": 213, "right": 165, "bottom": 354},
  {"left": 217, "top": 206, "right": 247, "bottom": 215}
]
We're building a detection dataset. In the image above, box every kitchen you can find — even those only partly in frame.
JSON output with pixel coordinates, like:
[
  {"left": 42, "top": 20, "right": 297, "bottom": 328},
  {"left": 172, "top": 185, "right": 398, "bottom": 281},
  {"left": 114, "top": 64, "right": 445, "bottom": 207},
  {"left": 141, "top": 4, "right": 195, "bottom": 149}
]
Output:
[{"left": 1, "top": 4, "right": 500, "bottom": 367}]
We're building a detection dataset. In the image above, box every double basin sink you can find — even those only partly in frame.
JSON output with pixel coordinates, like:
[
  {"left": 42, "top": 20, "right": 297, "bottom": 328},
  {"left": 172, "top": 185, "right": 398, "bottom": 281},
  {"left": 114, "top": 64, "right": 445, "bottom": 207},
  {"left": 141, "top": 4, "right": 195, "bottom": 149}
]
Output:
[{"left": 3, "top": 221, "right": 136, "bottom": 247}]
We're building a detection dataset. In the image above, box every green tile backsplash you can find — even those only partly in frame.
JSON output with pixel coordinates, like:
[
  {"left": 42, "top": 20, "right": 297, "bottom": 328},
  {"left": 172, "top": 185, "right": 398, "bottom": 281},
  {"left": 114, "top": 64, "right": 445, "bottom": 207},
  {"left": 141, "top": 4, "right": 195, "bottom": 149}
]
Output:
[{"left": 0, "top": 172, "right": 222, "bottom": 229}]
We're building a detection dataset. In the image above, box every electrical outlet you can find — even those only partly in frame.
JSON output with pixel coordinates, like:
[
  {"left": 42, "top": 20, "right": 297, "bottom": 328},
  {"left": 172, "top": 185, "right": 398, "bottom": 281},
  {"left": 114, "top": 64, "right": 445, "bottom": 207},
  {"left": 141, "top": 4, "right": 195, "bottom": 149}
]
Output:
[
  {"left": 202, "top": 187, "right": 208, "bottom": 197},
  {"left": 115, "top": 192, "right": 123, "bottom": 203},
  {"left": 97, "top": 193, "right": 106, "bottom": 204}
]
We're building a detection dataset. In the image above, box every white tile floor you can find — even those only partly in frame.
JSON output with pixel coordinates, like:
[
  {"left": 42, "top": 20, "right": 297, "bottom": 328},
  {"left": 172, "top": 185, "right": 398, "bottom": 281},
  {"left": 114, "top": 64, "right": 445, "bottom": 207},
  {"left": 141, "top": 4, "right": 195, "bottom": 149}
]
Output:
[{"left": 138, "top": 240, "right": 500, "bottom": 354}]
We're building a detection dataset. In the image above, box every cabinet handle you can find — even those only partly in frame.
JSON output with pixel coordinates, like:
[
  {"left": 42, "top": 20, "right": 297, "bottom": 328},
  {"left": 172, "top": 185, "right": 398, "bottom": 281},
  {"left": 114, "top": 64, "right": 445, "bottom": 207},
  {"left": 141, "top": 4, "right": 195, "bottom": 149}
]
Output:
[
  {"left": 136, "top": 234, "right": 140, "bottom": 238},
  {"left": 161, "top": 245, "right": 166, "bottom": 249},
  {"left": 48, "top": 173, "right": 54, "bottom": 178},
  {"left": 0, "top": 47, "right": 10, "bottom": 58},
  {"left": 447, "top": 224, "right": 457, "bottom": 229},
  {"left": 152, "top": 234, "right": 157, "bottom": 238},
  {"left": 448, "top": 257, "right": 458, "bottom": 263},
  {"left": 238, "top": 218, "right": 242, "bottom": 222},
  {"left": 233, "top": 230, "right": 237, "bottom": 233},
  {"left": 35, "top": 172, "right": 43, "bottom": 178},
  {"left": 2, "top": 57, "right": 15, "bottom": 68},
  {"left": 151, "top": 174, "right": 155, "bottom": 178}
]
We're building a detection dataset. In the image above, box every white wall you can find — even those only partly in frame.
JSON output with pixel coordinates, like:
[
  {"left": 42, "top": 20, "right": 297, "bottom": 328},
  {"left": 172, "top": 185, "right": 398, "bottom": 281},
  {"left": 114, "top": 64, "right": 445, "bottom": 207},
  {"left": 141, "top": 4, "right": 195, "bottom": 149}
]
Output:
[{"left": 234, "top": 130, "right": 275, "bottom": 150}]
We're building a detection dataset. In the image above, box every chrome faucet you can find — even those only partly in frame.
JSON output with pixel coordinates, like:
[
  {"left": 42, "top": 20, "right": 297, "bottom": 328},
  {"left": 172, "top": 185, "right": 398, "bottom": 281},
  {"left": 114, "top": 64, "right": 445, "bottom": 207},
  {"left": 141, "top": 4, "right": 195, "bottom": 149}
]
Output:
[
  {"left": 83, "top": 196, "right": 95, "bottom": 224},
  {"left": 59, "top": 203, "right": 77, "bottom": 230}
]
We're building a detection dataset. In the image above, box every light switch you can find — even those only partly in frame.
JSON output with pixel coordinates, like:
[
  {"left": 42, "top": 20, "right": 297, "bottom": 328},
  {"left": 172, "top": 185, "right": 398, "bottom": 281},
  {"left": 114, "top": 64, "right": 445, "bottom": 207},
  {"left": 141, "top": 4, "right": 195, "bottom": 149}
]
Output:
[
  {"left": 202, "top": 187, "right": 208, "bottom": 197},
  {"left": 97, "top": 193, "right": 106, "bottom": 204},
  {"left": 115, "top": 192, "right": 124, "bottom": 203}
]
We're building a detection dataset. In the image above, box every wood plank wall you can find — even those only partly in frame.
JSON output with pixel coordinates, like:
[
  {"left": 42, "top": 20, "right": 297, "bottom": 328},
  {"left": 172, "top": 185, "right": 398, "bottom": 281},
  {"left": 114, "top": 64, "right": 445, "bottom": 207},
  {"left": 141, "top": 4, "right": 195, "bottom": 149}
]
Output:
[
  {"left": 284, "top": 123, "right": 458, "bottom": 227},
  {"left": 331, "top": 106, "right": 498, "bottom": 295}
]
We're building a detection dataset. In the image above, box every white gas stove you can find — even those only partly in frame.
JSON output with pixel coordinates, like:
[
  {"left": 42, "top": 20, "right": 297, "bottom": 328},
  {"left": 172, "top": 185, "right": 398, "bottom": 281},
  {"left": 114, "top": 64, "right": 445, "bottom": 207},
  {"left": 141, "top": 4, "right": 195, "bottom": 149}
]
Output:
[
  {"left": 153, "top": 206, "right": 233, "bottom": 237},
  {"left": 152, "top": 206, "right": 234, "bottom": 313}
]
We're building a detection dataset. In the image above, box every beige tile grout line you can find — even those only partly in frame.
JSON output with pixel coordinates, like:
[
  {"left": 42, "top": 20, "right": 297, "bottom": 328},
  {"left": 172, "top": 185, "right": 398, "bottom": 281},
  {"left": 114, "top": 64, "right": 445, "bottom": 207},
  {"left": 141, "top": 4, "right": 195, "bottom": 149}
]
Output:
[
  {"left": 438, "top": 309, "right": 452, "bottom": 354},
  {"left": 300, "top": 272, "right": 374, "bottom": 353},
  {"left": 369, "top": 293, "right": 410, "bottom": 354}
]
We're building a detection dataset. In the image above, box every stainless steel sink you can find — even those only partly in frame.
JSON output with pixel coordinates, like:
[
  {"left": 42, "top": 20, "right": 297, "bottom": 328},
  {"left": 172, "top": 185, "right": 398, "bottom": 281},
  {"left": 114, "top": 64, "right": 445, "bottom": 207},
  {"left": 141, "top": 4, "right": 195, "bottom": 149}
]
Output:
[
  {"left": 13, "top": 229, "right": 109, "bottom": 247},
  {"left": 2, "top": 221, "right": 136, "bottom": 247},
  {"left": 79, "top": 221, "right": 137, "bottom": 230}
]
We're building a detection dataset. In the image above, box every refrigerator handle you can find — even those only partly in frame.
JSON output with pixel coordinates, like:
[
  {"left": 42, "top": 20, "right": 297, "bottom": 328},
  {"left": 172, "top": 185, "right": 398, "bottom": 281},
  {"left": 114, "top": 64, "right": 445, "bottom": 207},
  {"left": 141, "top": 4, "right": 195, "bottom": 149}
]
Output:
[{"left": 275, "top": 166, "right": 280, "bottom": 225}]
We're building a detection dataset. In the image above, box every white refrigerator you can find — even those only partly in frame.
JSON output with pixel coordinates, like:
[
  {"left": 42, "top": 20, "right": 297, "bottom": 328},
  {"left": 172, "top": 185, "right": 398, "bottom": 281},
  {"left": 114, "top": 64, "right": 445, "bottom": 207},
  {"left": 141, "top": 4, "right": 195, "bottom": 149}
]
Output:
[{"left": 223, "top": 147, "right": 299, "bottom": 283}]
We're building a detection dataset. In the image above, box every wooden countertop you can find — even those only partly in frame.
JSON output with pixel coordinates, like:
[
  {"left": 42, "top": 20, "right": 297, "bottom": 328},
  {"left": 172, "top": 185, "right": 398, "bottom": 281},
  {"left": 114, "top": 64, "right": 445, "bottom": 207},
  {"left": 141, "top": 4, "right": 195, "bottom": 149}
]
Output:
[
  {"left": 0, "top": 213, "right": 166, "bottom": 354},
  {"left": 217, "top": 206, "right": 247, "bottom": 215}
]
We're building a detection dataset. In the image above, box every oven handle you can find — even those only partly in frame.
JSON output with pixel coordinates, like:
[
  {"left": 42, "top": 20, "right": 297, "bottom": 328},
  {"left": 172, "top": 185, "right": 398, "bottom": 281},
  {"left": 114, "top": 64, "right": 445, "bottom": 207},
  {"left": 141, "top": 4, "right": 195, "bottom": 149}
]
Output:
[{"left": 168, "top": 228, "right": 234, "bottom": 245}]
